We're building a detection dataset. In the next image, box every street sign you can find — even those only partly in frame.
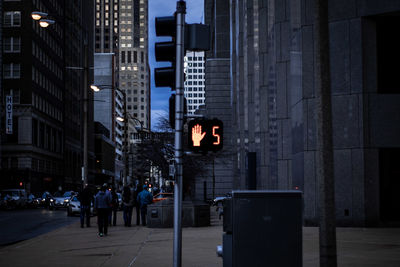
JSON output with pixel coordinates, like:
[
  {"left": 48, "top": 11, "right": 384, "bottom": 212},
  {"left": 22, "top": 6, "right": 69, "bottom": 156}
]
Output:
[
  {"left": 188, "top": 119, "right": 223, "bottom": 152},
  {"left": 169, "top": 163, "right": 175, "bottom": 177},
  {"left": 6, "top": 95, "right": 13, "bottom": 134}
]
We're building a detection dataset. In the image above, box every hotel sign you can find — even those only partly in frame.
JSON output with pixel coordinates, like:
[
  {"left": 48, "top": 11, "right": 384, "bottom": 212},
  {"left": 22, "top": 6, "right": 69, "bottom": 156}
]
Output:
[{"left": 6, "top": 95, "right": 13, "bottom": 134}]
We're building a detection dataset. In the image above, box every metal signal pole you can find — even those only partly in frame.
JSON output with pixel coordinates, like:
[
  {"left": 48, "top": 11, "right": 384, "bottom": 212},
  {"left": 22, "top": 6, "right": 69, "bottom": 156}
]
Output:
[{"left": 173, "top": 1, "right": 186, "bottom": 267}]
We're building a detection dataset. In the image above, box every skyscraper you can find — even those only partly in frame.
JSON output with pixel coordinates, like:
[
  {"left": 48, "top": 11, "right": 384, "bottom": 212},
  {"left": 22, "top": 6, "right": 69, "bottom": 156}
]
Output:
[
  {"left": 118, "top": 0, "right": 150, "bottom": 130},
  {"left": 184, "top": 51, "right": 205, "bottom": 115},
  {"left": 205, "top": 0, "right": 400, "bottom": 227},
  {"left": 94, "top": 0, "right": 150, "bottom": 185},
  {"left": 0, "top": 0, "right": 95, "bottom": 192}
]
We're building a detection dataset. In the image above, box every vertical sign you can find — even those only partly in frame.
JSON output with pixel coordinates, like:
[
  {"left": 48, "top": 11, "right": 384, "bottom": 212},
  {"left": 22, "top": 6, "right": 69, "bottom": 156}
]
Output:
[{"left": 6, "top": 95, "right": 13, "bottom": 134}]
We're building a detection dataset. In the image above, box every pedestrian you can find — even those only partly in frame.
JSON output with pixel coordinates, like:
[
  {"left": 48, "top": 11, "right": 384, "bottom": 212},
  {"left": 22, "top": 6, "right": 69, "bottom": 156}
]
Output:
[
  {"left": 108, "top": 187, "right": 119, "bottom": 226},
  {"left": 94, "top": 183, "right": 112, "bottom": 237},
  {"left": 78, "top": 183, "right": 93, "bottom": 228},
  {"left": 122, "top": 185, "right": 134, "bottom": 226},
  {"left": 133, "top": 184, "right": 143, "bottom": 225},
  {"left": 137, "top": 184, "right": 153, "bottom": 226}
]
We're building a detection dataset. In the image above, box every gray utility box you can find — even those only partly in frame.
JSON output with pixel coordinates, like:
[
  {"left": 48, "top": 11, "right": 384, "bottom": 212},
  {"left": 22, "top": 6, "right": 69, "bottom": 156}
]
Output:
[
  {"left": 222, "top": 190, "right": 302, "bottom": 267},
  {"left": 147, "top": 199, "right": 210, "bottom": 228}
]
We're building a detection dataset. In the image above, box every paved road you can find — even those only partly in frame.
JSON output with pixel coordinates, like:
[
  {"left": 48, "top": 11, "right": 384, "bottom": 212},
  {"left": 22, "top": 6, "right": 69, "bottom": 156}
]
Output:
[{"left": 0, "top": 208, "right": 79, "bottom": 246}]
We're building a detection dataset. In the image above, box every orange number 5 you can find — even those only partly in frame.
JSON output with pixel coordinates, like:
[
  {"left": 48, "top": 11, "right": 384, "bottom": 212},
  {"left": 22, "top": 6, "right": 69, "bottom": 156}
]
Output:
[{"left": 212, "top": 126, "right": 220, "bottom": 145}]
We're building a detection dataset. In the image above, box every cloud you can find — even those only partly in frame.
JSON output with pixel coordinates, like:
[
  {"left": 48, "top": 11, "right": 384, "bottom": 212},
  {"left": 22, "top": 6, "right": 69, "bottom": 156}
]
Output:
[{"left": 151, "top": 109, "right": 168, "bottom": 130}]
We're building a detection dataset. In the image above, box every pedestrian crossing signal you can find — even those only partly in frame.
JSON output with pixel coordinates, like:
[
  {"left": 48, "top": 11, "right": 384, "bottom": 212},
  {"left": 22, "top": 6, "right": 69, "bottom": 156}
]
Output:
[{"left": 188, "top": 119, "right": 223, "bottom": 152}]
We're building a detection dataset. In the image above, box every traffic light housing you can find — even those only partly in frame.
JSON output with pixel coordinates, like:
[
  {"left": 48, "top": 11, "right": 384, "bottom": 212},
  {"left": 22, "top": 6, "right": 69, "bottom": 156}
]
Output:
[
  {"left": 169, "top": 94, "right": 187, "bottom": 129},
  {"left": 154, "top": 16, "right": 176, "bottom": 89},
  {"left": 188, "top": 119, "right": 223, "bottom": 152}
]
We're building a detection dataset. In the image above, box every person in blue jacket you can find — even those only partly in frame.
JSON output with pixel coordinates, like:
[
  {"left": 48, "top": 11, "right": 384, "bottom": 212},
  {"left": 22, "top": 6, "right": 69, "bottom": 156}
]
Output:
[
  {"left": 95, "top": 183, "right": 112, "bottom": 237},
  {"left": 136, "top": 184, "right": 153, "bottom": 226}
]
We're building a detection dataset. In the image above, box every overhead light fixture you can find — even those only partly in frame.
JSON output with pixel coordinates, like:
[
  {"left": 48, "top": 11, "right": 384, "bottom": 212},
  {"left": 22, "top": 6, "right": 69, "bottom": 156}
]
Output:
[
  {"left": 39, "top": 19, "right": 55, "bottom": 28},
  {"left": 31, "top": 11, "right": 48, "bottom": 20},
  {"left": 90, "top": 85, "right": 101, "bottom": 92}
]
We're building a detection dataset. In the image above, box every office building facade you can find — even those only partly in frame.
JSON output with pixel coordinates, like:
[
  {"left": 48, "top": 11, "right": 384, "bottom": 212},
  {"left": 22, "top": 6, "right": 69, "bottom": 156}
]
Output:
[
  {"left": 184, "top": 51, "right": 205, "bottom": 115},
  {"left": 0, "top": 0, "right": 95, "bottom": 192},
  {"left": 94, "top": 0, "right": 151, "bottom": 185},
  {"left": 204, "top": 0, "right": 400, "bottom": 226}
]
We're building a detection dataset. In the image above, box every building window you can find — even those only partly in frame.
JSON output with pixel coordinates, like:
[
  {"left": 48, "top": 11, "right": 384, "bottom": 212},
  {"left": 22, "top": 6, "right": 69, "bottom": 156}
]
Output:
[
  {"left": 32, "top": 119, "right": 38, "bottom": 146},
  {"left": 4, "top": 11, "right": 21, "bottom": 27},
  {"left": 121, "top": 51, "right": 125, "bottom": 63},
  {"left": 4, "top": 63, "right": 20, "bottom": 79},
  {"left": 128, "top": 51, "right": 132, "bottom": 63},
  {"left": 134, "top": 51, "right": 137, "bottom": 63},
  {"left": 4, "top": 37, "right": 21, "bottom": 53}
]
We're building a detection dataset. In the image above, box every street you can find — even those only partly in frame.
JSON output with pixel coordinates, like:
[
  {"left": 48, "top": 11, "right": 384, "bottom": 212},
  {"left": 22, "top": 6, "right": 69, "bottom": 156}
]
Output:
[
  {"left": 0, "top": 209, "right": 399, "bottom": 266},
  {"left": 0, "top": 208, "right": 78, "bottom": 246}
]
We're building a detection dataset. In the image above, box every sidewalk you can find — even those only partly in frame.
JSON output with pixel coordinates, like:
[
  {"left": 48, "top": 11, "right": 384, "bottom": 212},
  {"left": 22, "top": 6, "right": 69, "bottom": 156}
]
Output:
[{"left": 0, "top": 210, "right": 400, "bottom": 267}]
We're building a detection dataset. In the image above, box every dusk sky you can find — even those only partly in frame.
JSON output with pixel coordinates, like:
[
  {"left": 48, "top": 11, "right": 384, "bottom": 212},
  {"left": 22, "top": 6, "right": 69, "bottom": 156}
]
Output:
[{"left": 149, "top": 0, "right": 204, "bottom": 129}]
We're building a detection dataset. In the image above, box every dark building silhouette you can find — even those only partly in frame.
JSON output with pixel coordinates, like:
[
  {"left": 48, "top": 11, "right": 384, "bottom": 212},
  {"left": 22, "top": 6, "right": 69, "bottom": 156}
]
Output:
[
  {"left": 202, "top": 0, "right": 400, "bottom": 226},
  {"left": 0, "top": 0, "right": 95, "bottom": 193},
  {"left": 94, "top": 122, "right": 115, "bottom": 185}
]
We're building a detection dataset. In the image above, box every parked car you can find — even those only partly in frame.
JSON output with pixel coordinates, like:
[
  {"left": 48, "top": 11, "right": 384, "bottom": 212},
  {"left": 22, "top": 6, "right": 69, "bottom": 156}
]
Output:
[
  {"left": 27, "top": 193, "right": 41, "bottom": 208},
  {"left": 41, "top": 191, "right": 53, "bottom": 208},
  {"left": 66, "top": 195, "right": 94, "bottom": 217},
  {"left": 62, "top": 191, "right": 76, "bottom": 205},
  {"left": 152, "top": 192, "right": 173, "bottom": 203},
  {"left": 0, "top": 189, "right": 28, "bottom": 209},
  {"left": 50, "top": 191, "right": 75, "bottom": 210},
  {"left": 211, "top": 193, "right": 232, "bottom": 207}
]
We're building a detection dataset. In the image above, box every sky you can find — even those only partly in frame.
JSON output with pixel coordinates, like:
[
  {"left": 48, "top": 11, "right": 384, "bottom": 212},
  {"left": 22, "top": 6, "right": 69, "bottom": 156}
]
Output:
[{"left": 149, "top": 0, "right": 204, "bottom": 130}]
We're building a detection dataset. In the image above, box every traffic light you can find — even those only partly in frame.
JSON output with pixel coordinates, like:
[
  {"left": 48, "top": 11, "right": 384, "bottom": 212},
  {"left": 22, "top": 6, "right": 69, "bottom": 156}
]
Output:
[
  {"left": 169, "top": 94, "right": 187, "bottom": 129},
  {"left": 154, "top": 16, "right": 176, "bottom": 89},
  {"left": 188, "top": 119, "right": 223, "bottom": 152}
]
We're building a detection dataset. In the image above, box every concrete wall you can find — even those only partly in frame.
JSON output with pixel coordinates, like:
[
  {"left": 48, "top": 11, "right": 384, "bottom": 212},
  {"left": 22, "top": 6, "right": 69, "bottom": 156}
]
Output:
[
  {"left": 195, "top": 0, "right": 234, "bottom": 201},
  {"left": 228, "top": 0, "right": 400, "bottom": 226}
]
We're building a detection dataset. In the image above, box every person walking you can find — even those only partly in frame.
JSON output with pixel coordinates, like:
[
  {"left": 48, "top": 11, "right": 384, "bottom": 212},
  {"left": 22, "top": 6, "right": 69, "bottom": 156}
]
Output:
[
  {"left": 133, "top": 184, "right": 143, "bottom": 226},
  {"left": 122, "top": 185, "right": 134, "bottom": 227},
  {"left": 137, "top": 184, "right": 153, "bottom": 226},
  {"left": 95, "top": 183, "right": 112, "bottom": 237},
  {"left": 108, "top": 187, "right": 119, "bottom": 226},
  {"left": 78, "top": 183, "right": 93, "bottom": 228}
]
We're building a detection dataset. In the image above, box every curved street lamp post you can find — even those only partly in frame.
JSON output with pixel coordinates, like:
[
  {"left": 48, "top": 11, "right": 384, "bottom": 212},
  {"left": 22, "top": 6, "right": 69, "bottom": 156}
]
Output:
[{"left": 91, "top": 85, "right": 144, "bottom": 187}]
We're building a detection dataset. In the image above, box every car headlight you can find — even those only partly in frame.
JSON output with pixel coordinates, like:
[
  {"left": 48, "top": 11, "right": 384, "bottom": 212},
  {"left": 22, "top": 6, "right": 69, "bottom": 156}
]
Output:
[
  {"left": 50, "top": 199, "right": 54, "bottom": 202},
  {"left": 64, "top": 199, "right": 69, "bottom": 202}
]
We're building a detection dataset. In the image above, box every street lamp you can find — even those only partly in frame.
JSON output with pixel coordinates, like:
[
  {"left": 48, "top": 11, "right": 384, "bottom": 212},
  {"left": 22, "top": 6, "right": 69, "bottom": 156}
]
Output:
[
  {"left": 31, "top": 11, "right": 48, "bottom": 20},
  {"left": 39, "top": 19, "right": 55, "bottom": 28},
  {"left": 31, "top": 12, "right": 55, "bottom": 28}
]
